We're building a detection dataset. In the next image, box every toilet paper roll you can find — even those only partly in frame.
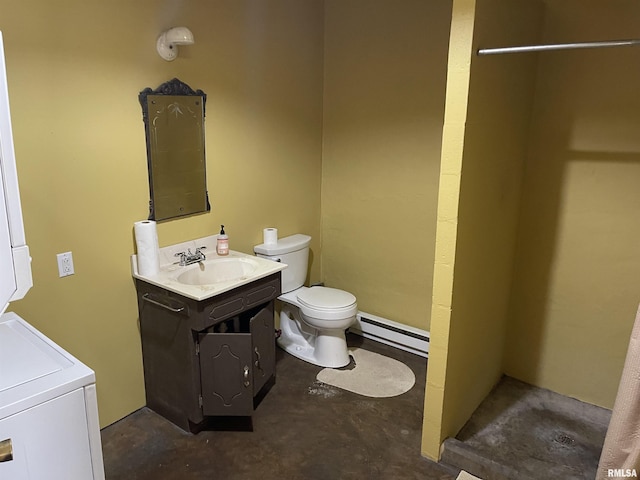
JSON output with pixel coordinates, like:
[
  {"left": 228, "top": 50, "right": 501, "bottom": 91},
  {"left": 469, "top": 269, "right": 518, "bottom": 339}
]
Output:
[
  {"left": 134, "top": 220, "right": 160, "bottom": 276},
  {"left": 263, "top": 228, "right": 278, "bottom": 245}
]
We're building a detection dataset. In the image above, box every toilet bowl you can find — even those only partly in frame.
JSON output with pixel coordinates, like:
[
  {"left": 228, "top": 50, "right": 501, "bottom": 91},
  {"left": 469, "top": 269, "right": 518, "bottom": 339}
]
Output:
[
  {"left": 278, "top": 286, "right": 357, "bottom": 368},
  {"left": 254, "top": 234, "right": 357, "bottom": 368}
]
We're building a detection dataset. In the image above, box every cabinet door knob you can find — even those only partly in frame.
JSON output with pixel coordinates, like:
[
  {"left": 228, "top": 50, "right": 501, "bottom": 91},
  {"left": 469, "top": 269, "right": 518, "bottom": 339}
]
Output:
[
  {"left": 254, "top": 347, "right": 261, "bottom": 368},
  {"left": 243, "top": 365, "right": 250, "bottom": 387}
]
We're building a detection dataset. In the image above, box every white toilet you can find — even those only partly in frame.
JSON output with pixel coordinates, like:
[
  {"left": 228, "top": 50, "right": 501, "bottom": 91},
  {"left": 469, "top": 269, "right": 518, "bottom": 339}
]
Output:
[{"left": 254, "top": 234, "right": 357, "bottom": 368}]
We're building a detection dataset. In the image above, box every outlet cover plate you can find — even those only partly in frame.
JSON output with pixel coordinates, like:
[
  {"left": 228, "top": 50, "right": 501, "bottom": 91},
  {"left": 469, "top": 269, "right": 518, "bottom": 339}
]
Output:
[{"left": 56, "top": 252, "right": 74, "bottom": 277}]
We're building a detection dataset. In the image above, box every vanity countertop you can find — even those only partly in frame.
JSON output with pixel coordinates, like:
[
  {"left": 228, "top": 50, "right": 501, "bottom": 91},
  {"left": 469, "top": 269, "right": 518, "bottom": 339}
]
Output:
[{"left": 131, "top": 235, "right": 286, "bottom": 301}]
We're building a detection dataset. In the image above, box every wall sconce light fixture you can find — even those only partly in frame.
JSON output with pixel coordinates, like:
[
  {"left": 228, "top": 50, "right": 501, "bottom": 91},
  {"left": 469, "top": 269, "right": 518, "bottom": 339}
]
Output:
[{"left": 157, "top": 27, "right": 194, "bottom": 61}]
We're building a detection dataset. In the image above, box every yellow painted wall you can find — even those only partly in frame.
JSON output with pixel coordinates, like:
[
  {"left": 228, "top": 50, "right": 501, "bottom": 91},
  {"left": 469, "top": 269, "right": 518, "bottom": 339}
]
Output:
[
  {"left": 421, "top": 0, "right": 476, "bottom": 459},
  {"left": 422, "top": 0, "right": 542, "bottom": 460},
  {"left": 423, "top": 0, "right": 640, "bottom": 460},
  {"left": 505, "top": 0, "right": 640, "bottom": 408},
  {"left": 3, "top": 0, "right": 324, "bottom": 427},
  {"left": 321, "top": 0, "right": 451, "bottom": 331}
]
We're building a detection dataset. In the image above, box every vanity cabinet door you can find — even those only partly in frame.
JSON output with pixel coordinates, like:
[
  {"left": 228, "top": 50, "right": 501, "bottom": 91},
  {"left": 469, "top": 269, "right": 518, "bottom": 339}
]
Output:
[
  {"left": 198, "top": 333, "right": 253, "bottom": 416},
  {"left": 249, "top": 306, "right": 275, "bottom": 396}
]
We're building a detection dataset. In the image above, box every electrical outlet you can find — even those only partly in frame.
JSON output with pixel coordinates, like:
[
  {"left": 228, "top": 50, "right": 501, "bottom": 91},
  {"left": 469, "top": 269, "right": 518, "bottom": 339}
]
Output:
[{"left": 56, "top": 251, "right": 75, "bottom": 277}]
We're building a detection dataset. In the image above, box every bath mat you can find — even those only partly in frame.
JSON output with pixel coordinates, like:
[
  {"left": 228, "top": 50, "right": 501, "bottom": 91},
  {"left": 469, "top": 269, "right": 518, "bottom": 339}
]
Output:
[
  {"left": 316, "top": 347, "right": 415, "bottom": 398},
  {"left": 456, "top": 472, "right": 482, "bottom": 480}
]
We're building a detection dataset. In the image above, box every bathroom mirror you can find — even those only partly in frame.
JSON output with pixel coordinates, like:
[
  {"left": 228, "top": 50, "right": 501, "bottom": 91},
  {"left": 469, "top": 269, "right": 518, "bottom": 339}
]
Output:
[{"left": 139, "top": 78, "right": 210, "bottom": 221}]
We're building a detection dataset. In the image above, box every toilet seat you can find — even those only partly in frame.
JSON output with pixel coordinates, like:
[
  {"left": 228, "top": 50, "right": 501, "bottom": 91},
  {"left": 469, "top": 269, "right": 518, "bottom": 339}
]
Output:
[{"left": 296, "top": 287, "right": 357, "bottom": 321}]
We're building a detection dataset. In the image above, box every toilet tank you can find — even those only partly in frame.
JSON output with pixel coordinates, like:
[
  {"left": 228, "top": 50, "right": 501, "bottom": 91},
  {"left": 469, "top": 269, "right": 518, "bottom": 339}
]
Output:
[{"left": 254, "top": 234, "right": 311, "bottom": 293}]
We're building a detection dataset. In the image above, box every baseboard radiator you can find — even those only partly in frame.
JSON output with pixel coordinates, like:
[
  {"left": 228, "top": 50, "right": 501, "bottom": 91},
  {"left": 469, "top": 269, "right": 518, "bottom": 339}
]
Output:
[{"left": 349, "top": 311, "right": 429, "bottom": 358}]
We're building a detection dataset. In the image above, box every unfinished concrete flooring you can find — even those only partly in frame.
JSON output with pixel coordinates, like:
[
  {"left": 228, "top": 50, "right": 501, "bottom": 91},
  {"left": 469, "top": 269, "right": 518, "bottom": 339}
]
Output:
[
  {"left": 101, "top": 335, "right": 458, "bottom": 480},
  {"left": 441, "top": 376, "right": 612, "bottom": 480},
  {"left": 102, "top": 334, "right": 612, "bottom": 480}
]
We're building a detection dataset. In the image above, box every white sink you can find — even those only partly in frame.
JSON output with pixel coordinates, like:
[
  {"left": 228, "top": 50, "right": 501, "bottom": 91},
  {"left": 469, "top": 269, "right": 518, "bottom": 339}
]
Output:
[
  {"left": 175, "top": 257, "right": 259, "bottom": 285},
  {"left": 131, "top": 235, "right": 287, "bottom": 301}
]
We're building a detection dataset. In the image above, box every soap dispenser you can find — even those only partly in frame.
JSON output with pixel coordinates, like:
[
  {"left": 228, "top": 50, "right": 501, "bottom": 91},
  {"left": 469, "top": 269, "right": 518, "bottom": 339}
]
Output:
[{"left": 216, "top": 225, "right": 229, "bottom": 256}]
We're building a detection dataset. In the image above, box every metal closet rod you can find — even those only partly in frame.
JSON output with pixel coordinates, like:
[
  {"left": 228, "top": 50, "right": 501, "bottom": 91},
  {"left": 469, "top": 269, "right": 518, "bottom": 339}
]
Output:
[{"left": 477, "top": 38, "right": 640, "bottom": 56}]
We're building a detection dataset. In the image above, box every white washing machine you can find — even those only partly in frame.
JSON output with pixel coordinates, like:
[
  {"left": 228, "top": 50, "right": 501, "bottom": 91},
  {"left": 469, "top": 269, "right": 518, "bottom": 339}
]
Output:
[
  {"left": 0, "top": 313, "right": 105, "bottom": 479},
  {"left": 0, "top": 31, "right": 105, "bottom": 479}
]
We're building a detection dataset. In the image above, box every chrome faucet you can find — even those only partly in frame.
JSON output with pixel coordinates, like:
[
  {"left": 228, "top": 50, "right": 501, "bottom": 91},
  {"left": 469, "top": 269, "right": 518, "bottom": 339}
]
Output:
[{"left": 174, "top": 246, "right": 207, "bottom": 266}]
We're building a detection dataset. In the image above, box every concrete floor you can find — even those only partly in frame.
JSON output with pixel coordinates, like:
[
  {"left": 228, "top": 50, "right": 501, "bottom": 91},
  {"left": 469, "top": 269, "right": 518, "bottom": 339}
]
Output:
[
  {"left": 441, "top": 376, "right": 612, "bottom": 480},
  {"left": 101, "top": 334, "right": 612, "bottom": 480},
  {"left": 101, "top": 334, "right": 460, "bottom": 480}
]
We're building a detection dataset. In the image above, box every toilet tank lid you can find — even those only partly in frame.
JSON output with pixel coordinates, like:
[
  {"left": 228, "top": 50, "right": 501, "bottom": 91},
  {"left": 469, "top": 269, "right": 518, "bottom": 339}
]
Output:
[{"left": 254, "top": 234, "right": 311, "bottom": 256}]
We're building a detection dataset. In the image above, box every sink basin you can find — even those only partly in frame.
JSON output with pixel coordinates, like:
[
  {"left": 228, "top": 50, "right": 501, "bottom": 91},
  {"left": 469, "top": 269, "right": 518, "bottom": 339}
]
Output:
[{"left": 175, "top": 257, "right": 259, "bottom": 285}]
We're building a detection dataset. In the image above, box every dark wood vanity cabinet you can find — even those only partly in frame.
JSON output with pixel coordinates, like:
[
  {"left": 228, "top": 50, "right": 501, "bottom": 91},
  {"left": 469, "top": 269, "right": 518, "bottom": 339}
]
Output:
[{"left": 135, "top": 272, "right": 281, "bottom": 432}]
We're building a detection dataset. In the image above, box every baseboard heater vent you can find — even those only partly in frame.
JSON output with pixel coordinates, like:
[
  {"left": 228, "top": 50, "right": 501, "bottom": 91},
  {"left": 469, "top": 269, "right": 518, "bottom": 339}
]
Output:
[{"left": 349, "top": 312, "right": 429, "bottom": 358}]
